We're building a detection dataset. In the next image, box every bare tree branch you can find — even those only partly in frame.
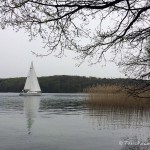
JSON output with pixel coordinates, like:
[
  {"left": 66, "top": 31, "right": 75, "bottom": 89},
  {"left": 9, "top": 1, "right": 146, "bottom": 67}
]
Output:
[{"left": 0, "top": 0, "right": 150, "bottom": 80}]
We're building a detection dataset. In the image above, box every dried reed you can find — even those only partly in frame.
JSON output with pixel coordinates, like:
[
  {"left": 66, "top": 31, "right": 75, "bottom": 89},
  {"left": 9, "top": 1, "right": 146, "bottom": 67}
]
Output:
[{"left": 85, "top": 85, "right": 150, "bottom": 108}]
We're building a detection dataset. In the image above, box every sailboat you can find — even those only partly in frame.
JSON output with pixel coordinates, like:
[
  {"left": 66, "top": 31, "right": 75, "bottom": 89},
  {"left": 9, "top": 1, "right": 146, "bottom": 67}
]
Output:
[{"left": 20, "top": 62, "right": 42, "bottom": 96}]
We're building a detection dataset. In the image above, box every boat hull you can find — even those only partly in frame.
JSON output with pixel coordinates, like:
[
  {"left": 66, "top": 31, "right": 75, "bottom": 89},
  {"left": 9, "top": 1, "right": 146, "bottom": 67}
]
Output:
[{"left": 19, "top": 92, "right": 42, "bottom": 96}]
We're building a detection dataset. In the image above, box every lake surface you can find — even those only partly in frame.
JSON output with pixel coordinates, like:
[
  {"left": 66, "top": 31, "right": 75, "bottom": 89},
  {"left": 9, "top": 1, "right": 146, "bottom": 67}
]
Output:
[{"left": 0, "top": 93, "right": 150, "bottom": 150}]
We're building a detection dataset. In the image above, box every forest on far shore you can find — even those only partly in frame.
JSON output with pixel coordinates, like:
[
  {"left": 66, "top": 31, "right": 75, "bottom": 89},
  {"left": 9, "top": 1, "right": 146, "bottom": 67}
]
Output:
[{"left": 0, "top": 75, "right": 145, "bottom": 93}]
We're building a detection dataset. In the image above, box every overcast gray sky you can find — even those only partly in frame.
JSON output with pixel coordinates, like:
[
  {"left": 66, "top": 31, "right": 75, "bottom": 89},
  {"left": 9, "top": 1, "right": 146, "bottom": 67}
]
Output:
[{"left": 0, "top": 28, "right": 125, "bottom": 78}]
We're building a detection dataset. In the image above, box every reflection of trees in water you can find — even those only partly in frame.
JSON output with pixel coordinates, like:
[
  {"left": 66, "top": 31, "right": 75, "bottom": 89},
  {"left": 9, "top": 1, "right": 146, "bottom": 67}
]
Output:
[
  {"left": 86, "top": 105, "right": 150, "bottom": 146},
  {"left": 87, "top": 106, "right": 150, "bottom": 130},
  {"left": 40, "top": 97, "right": 85, "bottom": 111},
  {"left": 24, "top": 97, "right": 40, "bottom": 135}
]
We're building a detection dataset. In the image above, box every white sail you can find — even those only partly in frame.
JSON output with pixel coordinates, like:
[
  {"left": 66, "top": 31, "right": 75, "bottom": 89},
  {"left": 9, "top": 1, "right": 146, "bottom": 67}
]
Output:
[
  {"left": 24, "top": 62, "right": 41, "bottom": 92},
  {"left": 19, "top": 62, "right": 41, "bottom": 96}
]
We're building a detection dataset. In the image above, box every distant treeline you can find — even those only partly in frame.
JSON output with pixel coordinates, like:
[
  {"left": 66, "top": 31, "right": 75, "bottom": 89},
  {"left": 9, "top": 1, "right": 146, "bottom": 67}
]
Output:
[{"left": 0, "top": 75, "right": 145, "bottom": 93}]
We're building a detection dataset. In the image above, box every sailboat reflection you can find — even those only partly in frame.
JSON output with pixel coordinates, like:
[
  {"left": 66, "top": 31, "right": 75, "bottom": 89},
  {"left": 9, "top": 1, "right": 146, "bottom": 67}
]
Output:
[{"left": 24, "top": 96, "right": 40, "bottom": 135}]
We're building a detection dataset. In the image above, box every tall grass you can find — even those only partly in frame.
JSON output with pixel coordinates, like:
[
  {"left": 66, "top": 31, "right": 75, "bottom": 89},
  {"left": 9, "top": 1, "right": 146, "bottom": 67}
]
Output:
[{"left": 85, "top": 85, "right": 150, "bottom": 108}]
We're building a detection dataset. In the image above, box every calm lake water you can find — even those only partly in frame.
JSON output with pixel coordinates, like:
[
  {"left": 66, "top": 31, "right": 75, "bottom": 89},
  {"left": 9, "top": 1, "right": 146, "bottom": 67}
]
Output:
[{"left": 0, "top": 93, "right": 150, "bottom": 150}]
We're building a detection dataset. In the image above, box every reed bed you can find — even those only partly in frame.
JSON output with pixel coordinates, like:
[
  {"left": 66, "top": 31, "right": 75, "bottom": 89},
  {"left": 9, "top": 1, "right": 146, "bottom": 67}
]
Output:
[{"left": 85, "top": 85, "right": 150, "bottom": 108}]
